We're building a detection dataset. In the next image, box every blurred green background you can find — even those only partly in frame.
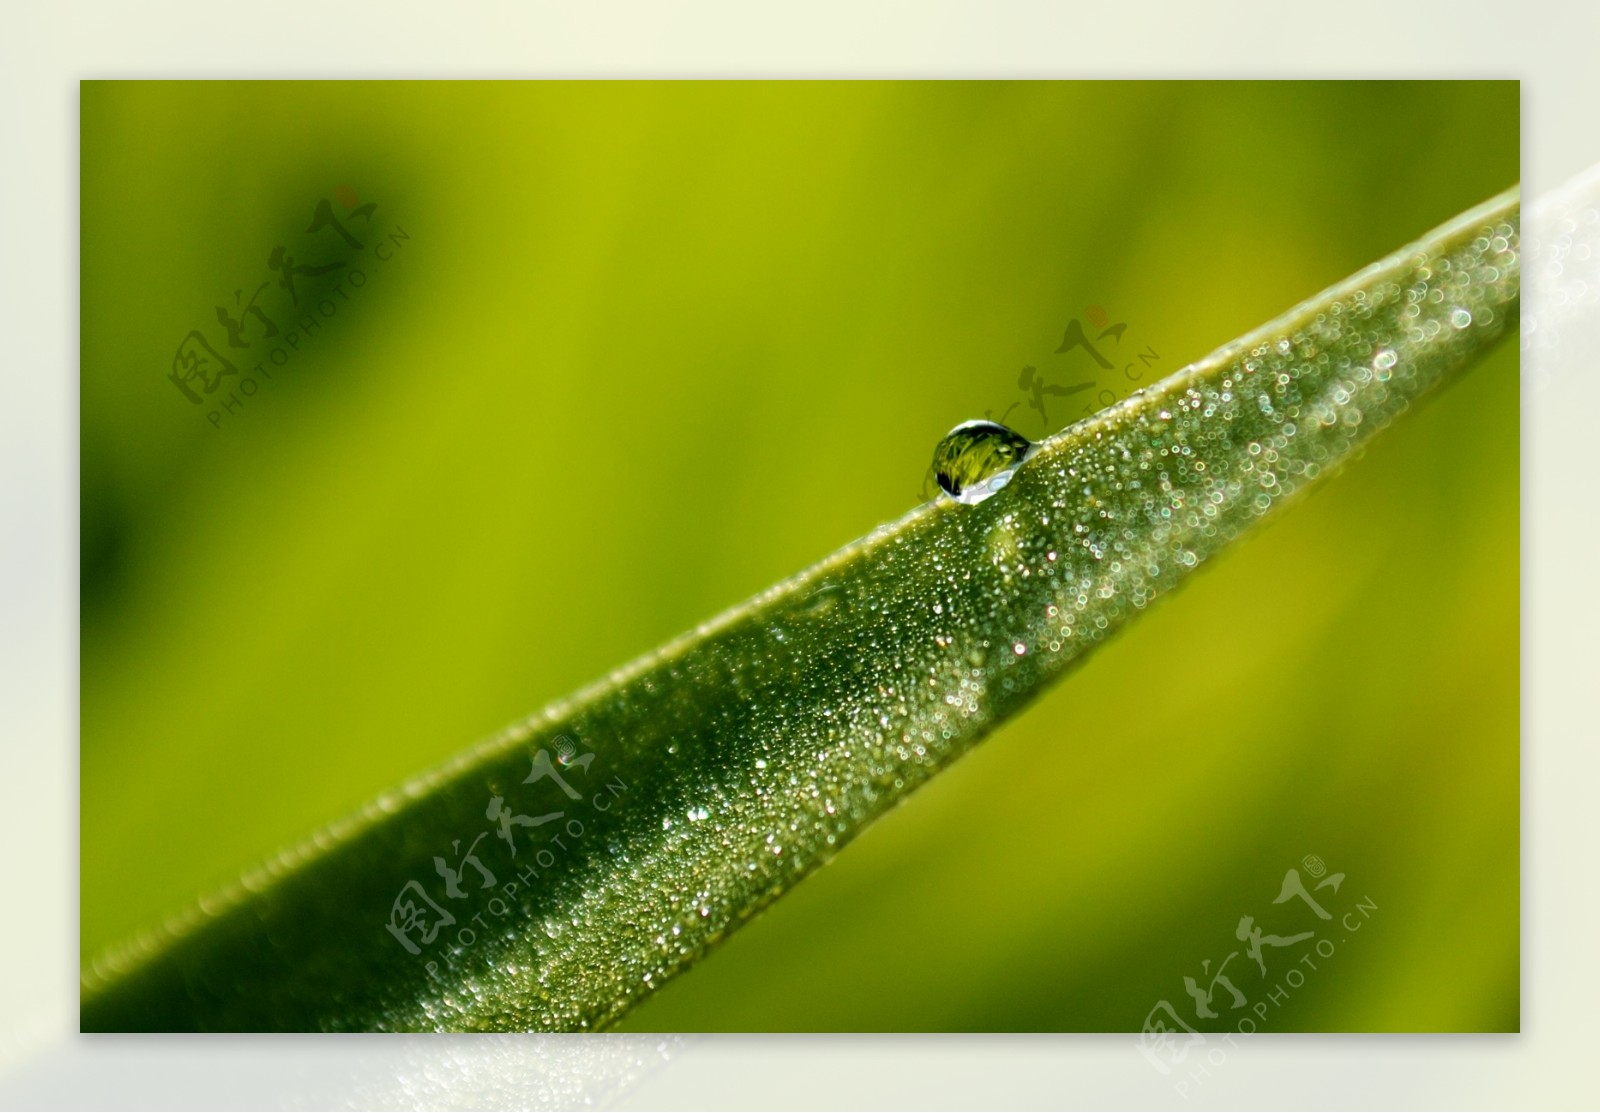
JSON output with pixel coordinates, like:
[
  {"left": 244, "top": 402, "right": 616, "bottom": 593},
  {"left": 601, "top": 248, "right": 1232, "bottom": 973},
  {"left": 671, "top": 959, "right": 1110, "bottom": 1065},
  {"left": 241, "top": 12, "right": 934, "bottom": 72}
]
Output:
[{"left": 80, "top": 81, "right": 1519, "bottom": 1032}]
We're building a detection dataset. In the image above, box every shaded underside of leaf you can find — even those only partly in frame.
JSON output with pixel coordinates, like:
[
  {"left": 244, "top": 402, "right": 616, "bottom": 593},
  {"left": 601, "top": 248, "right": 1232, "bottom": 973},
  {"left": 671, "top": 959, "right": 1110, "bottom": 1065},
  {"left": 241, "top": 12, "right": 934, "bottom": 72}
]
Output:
[{"left": 81, "top": 186, "right": 1520, "bottom": 1032}]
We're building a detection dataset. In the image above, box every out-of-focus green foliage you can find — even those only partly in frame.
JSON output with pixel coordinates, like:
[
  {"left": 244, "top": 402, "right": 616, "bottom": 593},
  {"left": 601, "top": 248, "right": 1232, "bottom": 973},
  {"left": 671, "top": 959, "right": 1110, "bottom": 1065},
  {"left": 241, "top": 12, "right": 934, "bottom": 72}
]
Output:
[{"left": 81, "top": 81, "right": 1519, "bottom": 1031}]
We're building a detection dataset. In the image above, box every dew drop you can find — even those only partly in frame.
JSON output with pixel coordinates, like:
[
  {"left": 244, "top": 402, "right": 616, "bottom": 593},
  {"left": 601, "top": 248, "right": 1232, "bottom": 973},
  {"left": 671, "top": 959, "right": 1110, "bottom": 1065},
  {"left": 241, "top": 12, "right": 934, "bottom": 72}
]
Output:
[
  {"left": 930, "top": 420, "right": 1036, "bottom": 505},
  {"left": 1450, "top": 308, "right": 1473, "bottom": 329}
]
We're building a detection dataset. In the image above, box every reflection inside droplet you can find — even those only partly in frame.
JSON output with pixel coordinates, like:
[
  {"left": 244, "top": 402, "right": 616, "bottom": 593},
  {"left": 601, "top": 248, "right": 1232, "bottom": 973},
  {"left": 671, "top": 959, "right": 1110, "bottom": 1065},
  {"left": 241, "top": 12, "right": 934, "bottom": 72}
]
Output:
[{"left": 930, "top": 420, "right": 1037, "bottom": 505}]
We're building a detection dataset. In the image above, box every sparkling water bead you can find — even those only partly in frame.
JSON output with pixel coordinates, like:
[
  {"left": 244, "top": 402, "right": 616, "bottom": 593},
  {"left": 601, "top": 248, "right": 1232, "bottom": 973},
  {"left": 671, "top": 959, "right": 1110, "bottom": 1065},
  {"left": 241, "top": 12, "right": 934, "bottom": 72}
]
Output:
[{"left": 930, "top": 419, "right": 1036, "bottom": 504}]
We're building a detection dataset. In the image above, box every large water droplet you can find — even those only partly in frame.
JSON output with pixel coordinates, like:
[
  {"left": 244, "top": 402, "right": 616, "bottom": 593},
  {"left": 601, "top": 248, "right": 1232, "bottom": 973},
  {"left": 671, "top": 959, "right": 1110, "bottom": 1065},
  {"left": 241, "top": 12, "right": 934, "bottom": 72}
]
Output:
[{"left": 930, "top": 420, "right": 1036, "bottom": 505}]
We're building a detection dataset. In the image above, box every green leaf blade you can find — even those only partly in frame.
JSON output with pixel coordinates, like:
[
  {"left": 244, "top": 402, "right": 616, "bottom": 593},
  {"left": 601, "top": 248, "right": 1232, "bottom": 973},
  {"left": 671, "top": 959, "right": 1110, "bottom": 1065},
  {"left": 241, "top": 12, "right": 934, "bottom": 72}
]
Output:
[{"left": 81, "top": 186, "right": 1520, "bottom": 1032}]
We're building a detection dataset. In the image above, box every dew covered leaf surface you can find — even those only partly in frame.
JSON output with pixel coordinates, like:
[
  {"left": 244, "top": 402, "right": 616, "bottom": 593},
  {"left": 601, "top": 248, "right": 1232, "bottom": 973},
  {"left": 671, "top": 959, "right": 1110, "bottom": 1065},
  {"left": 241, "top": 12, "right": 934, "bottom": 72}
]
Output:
[{"left": 80, "top": 187, "right": 1520, "bottom": 1032}]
